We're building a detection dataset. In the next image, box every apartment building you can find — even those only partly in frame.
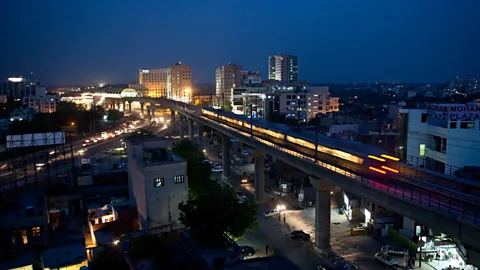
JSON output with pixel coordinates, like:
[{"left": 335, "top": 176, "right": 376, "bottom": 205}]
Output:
[{"left": 216, "top": 63, "right": 243, "bottom": 104}]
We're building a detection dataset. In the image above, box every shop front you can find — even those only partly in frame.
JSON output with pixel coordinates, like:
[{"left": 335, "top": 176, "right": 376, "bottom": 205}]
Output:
[{"left": 420, "top": 239, "right": 477, "bottom": 270}]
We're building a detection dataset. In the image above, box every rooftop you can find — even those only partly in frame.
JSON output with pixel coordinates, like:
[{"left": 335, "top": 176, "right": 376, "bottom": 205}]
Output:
[
  {"left": 42, "top": 241, "right": 87, "bottom": 269},
  {"left": 0, "top": 188, "right": 46, "bottom": 230}
]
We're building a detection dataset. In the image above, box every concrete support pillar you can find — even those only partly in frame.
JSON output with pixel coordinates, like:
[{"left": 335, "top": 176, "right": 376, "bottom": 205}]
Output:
[
  {"left": 221, "top": 134, "right": 230, "bottom": 179},
  {"left": 151, "top": 106, "right": 155, "bottom": 117},
  {"left": 128, "top": 102, "right": 132, "bottom": 113},
  {"left": 188, "top": 118, "right": 194, "bottom": 141},
  {"left": 311, "top": 176, "right": 332, "bottom": 253},
  {"left": 198, "top": 124, "right": 204, "bottom": 149},
  {"left": 179, "top": 116, "right": 184, "bottom": 140},
  {"left": 147, "top": 107, "right": 151, "bottom": 120},
  {"left": 254, "top": 149, "right": 266, "bottom": 201},
  {"left": 122, "top": 101, "right": 126, "bottom": 111},
  {"left": 171, "top": 110, "right": 176, "bottom": 131},
  {"left": 140, "top": 102, "right": 145, "bottom": 116}
]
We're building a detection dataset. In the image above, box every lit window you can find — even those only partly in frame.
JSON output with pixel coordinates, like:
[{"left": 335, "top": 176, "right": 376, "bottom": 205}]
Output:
[
  {"left": 21, "top": 229, "right": 28, "bottom": 244},
  {"left": 419, "top": 144, "right": 425, "bottom": 156},
  {"left": 153, "top": 178, "right": 164, "bottom": 187},
  {"left": 32, "top": 227, "right": 41, "bottom": 237},
  {"left": 174, "top": 175, "right": 185, "bottom": 184}
]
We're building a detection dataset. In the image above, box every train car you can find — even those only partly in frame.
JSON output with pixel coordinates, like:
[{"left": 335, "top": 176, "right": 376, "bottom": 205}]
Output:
[{"left": 200, "top": 107, "right": 399, "bottom": 177}]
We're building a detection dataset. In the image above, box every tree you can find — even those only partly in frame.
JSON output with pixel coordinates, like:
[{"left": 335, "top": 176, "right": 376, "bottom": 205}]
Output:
[
  {"left": 221, "top": 103, "right": 232, "bottom": 112},
  {"left": 179, "top": 185, "right": 258, "bottom": 243},
  {"left": 171, "top": 140, "right": 211, "bottom": 194},
  {"left": 107, "top": 109, "right": 124, "bottom": 122}
]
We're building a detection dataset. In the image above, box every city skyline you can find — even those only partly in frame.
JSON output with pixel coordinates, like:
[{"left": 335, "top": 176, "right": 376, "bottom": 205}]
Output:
[{"left": 2, "top": 0, "right": 480, "bottom": 85}]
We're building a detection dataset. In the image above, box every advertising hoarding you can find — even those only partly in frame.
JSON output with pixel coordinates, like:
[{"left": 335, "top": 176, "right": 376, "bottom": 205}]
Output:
[{"left": 6, "top": 132, "right": 66, "bottom": 149}]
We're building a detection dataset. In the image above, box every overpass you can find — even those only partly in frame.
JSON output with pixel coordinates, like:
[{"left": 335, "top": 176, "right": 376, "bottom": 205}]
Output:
[{"left": 137, "top": 98, "right": 480, "bottom": 265}]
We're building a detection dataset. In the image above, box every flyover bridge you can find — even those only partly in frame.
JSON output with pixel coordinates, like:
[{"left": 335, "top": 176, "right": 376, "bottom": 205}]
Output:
[{"left": 139, "top": 98, "right": 480, "bottom": 266}]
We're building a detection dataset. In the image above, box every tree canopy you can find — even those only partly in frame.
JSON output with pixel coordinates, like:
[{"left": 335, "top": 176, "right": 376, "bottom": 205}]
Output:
[
  {"left": 171, "top": 140, "right": 212, "bottom": 195},
  {"left": 107, "top": 109, "right": 124, "bottom": 122},
  {"left": 179, "top": 184, "right": 258, "bottom": 243}
]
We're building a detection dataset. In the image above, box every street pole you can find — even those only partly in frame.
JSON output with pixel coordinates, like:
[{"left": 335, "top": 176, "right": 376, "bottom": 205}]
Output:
[
  {"left": 250, "top": 104, "right": 253, "bottom": 137},
  {"left": 315, "top": 117, "right": 319, "bottom": 161},
  {"left": 299, "top": 178, "right": 304, "bottom": 208}
]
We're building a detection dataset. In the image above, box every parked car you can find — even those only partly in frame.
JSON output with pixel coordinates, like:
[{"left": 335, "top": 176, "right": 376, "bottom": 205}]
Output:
[
  {"left": 380, "top": 245, "right": 409, "bottom": 256},
  {"left": 375, "top": 252, "right": 397, "bottom": 267},
  {"left": 211, "top": 166, "right": 223, "bottom": 173},
  {"left": 290, "top": 230, "right": 311, "bottom": 241},
  {"left": 241, "top": 150, "right": 249, "bottom": 156},
  {"left": 236, "top": 190, "right": 247, "bottom": 202},
  {"left": 263, "top": 208, "right": 279, "bottom": 218},
  {"left": 202, "top": 160, "right": 213, "bottom": 166},
  {"left": 239, "top": 246, "right": 255, "bottom": 257}
]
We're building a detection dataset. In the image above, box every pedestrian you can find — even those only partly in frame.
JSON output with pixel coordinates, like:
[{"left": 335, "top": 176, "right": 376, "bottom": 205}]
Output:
[{"left": 265, "top": 244, "right": 270, "bottom": 255}]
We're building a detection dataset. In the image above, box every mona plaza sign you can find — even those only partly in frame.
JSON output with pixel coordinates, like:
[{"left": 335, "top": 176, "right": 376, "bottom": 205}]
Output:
[{"left": 427, "top": 104, "right": 480, "bottom": 121}]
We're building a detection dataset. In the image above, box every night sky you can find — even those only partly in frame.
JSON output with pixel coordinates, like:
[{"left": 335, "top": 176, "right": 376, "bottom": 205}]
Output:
[{"left": 2, "top": 0, "right": 479, "bottom": 86}]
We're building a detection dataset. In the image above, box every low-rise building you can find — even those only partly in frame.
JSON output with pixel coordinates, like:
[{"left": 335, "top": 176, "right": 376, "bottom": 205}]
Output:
[
  {"left": 398, "top": 103, "right": 480, "bottom": 176},
  {"left": 127, "top": 138, "right": 188, "bottom": 234},
  {"left": 194, "top": 95, "right": 213, "bottom": 106},
  {"left": 0, "top": 189, "right": 48, "bottom": 253},
  {"left": 22, "top": 87, "right": 59, "bottom": 113},
  {"left": 10, "top": 107, "right": 37, "bottom": 121}
]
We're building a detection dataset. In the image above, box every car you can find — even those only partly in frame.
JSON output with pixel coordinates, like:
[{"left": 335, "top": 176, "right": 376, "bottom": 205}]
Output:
[
  {"left": 290, "top": 230, "right": 310, "bottom": 240},
  {"left": 211, "top": 166, "right": 223, "bottom": 173},
  {"left": 105, "top": 149, "right": 112, "bottom": 154},
  {"left": 241, "top": 150, "right": 249, "bottom": 156},
  {"left": 239, "top": 246, "right": 255, "bottom": 257},
  {"left": 213, "top": 162, "right": 221, "bottom": 168},
  {"left": 380, "top": 245, "right": 409, "bottom": 256},
  {"left": 263, "top": 208, "right": 279, "bottom": 218},
  {"left": 236, "top": 190, "right": 247, "bottom": 202},
  {"left": 375, "top": 252, "right": 397, "bottom": 267},
  {"left": 202, "top": 160, "right": 213, "bottom": 166}
]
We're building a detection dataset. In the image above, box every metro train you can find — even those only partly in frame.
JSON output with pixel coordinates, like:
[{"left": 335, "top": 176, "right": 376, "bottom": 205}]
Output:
[{"left": 201, "top": 107, "right": 400, "bottom": 176}]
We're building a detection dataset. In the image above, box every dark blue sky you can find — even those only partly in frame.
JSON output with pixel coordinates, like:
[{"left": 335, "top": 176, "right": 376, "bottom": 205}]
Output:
[{"left": 2, "top": 0, "right": 479, "bottom": 86}]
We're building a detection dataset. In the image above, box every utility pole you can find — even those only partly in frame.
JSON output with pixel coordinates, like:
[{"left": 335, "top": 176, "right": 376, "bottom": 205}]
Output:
[
  {"left": 315, "top": 116, "right": 320, "bottom": 161},
  {"left": 250, "top": 103, "right": 253, "bottom": 137}
]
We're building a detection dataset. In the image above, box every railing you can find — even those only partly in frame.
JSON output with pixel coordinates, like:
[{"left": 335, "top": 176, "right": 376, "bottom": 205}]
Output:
[
  {"left": 405, "top": 155, "right": 480, "bottom": 182},
  {"left": 168, "top": 101, "right": 480, "bottom": 225}
]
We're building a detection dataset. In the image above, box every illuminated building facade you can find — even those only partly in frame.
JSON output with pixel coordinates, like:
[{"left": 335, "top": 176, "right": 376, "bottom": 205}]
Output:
[
  {"left": 216, "top": 63, "right": 243, "bottom": 105},
  {"left": 138, "top": 69, "right": 168, "bottom": 98},
  {"left": 167, "top": 62, "right": 192, "bottom": 103}
]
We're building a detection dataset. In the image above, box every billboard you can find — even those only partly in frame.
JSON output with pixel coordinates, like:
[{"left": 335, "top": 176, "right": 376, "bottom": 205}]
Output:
[
  {"left": 427, "top": 104, "right": 480, "bottom": 121},
  {"left": 6, "top": 132, "right": 66, "bottom": 149}
]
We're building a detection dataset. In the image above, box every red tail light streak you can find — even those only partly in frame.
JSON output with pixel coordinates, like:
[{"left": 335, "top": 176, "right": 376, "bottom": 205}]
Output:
[{"left": 369, "top": 166, "right": 387, "bottom": 174}]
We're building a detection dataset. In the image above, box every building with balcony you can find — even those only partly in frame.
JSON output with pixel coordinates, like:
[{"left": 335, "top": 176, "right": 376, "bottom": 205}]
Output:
[
  {"left": 127, "top": 138, "right": 188, "bottom": 234},
  {"left": 398, "top": 103, "right": 480, "bottom": 175}
]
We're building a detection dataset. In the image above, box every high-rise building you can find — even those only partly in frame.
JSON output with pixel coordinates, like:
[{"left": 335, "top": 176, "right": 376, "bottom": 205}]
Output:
[
  {"left": 215, "top": 63, "right": 243, "bottom": 105},
  {"left": 268, "top": 54, "right": 298, "bottom": 83},
  {"left": 138, "top": 69, "right": 168, "bottom": 98},
  {"left": 0, "top": 77, "right": 41, "bottom": 99},
  {"left": 167, "top": 62, "right": 192, "bottom": 103}
]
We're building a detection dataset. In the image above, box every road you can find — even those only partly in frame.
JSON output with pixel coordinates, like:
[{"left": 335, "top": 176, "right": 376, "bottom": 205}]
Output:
[
  {"left": 204, "top": 138, "right": 438, "bottom": 270},
  {"left": 0, "top": 117, "right": 173, "bottom": 191}
]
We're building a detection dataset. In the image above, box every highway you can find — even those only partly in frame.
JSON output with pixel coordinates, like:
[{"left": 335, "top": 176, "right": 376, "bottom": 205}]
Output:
[{"left": 0, "top": 118, "right": 164, "bottom": 191}]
